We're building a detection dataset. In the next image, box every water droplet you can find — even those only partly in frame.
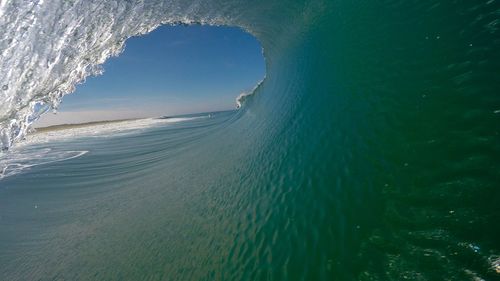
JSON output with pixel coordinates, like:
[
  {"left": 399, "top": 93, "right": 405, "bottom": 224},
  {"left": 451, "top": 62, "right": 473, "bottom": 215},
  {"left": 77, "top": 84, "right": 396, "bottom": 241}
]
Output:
[
  {"left": 1, "top": 85, "right": 8, "bottom": 91},
  {"left": 469, "top": 244, "right": 480, "bottom": 253}
]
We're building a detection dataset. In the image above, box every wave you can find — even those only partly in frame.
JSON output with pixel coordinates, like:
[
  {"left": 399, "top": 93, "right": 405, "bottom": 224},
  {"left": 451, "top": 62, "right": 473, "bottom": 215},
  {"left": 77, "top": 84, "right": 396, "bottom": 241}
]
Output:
[
  {"left": 0, "top": 118, "right": 173, "bottom": 179},
  {"left": 1, "top": 0, "right": 499, "bottom": 280},
  {"left": 236, "top": 77, "right": 265, "bottom": 108},
  {"left": 0, "top": 149, "right": 87, "bottom": 179},
  {"left": 158, "top": 115, "right": 210, "bottom": 123}
]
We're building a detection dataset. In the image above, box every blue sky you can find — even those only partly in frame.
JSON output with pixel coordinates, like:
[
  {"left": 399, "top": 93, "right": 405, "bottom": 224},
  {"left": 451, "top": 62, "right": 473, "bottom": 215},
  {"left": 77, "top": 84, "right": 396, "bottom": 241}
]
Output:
[{"left": 36, "top": 25, "right": 265, "bottom": 126}]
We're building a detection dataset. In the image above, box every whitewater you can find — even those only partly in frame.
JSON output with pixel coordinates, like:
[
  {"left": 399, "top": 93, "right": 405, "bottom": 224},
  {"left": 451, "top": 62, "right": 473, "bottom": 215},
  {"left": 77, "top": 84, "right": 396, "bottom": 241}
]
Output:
[{"left": 1, "top": 0, "right": 499, "bottom": 280}]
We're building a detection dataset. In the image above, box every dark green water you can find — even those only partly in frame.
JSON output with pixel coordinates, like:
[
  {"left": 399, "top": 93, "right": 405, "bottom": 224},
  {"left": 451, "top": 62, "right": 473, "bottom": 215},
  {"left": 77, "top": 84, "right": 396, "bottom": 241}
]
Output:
[{"left": 0, "top": 0, "right": 499, "bottom": 280}]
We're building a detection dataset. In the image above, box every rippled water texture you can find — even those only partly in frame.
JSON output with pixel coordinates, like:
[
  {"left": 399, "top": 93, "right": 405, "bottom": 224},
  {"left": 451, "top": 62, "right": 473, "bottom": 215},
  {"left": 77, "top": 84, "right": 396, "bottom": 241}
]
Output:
[{"left": 1, "top": 0, "right": 499, "bottom": 280}]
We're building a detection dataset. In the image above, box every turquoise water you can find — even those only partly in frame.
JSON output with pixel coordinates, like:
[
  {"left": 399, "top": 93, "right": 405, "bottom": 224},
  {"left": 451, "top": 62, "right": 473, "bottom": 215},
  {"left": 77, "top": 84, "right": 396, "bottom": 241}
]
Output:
[{"left": 1, "top": 0, "right": 500, "bottom": 280}]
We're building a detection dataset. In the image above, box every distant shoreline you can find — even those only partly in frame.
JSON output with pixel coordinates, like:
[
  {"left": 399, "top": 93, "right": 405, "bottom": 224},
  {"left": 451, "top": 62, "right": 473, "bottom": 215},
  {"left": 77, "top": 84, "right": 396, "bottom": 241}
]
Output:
[
  {"left": 33, "top": 110, "right": 237, "bottom": 133},
  {"left": 34, "top": 118, "right": 140, "bottom": 133}
]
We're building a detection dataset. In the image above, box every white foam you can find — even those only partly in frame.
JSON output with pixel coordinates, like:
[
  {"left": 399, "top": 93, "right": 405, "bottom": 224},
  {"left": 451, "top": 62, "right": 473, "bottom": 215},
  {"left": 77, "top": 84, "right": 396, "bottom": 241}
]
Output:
[{"left": 23, "top": 118, "right": 171, "bottom": 147}]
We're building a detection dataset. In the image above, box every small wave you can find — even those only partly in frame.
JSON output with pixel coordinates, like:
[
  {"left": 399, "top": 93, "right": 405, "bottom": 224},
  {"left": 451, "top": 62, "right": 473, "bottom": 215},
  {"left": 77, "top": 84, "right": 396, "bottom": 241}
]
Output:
[
  {"left": 236, "top": 77, "right": 265, "bottom": 108},
  {"left": 0, "top": 149, "right": 87, "bottom": 180},
  {"left": 23, "top": 118, "right": 171, "bottom": 147},
  {"left": 158, "top": 115, "right": 209, "bottom": 123}
]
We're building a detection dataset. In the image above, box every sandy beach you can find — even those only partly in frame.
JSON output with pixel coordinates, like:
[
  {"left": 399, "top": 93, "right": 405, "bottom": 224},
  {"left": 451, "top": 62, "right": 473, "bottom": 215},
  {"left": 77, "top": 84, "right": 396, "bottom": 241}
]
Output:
[{"left": 33, "top": 118, "right": 139, "bottom": 133}]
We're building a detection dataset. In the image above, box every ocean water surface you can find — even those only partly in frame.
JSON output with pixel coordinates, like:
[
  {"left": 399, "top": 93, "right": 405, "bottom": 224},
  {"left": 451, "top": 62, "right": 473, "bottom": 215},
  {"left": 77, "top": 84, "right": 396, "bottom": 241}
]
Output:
[{"left": 1, "top": 0, "right": 499, "bottom": 280}]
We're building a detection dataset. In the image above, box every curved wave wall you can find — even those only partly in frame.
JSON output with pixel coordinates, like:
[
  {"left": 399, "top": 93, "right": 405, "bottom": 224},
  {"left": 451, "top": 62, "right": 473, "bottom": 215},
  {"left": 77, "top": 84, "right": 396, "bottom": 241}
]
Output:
[{"left": 0, "top": 0, "right": 499, "bottom": 280}]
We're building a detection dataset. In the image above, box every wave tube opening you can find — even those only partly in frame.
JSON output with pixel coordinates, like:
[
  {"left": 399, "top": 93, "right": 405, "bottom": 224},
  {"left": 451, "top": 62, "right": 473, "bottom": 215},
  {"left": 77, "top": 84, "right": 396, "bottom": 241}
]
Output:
[{"left": 32, "top": 24, "right": 266, "bottom": 129}]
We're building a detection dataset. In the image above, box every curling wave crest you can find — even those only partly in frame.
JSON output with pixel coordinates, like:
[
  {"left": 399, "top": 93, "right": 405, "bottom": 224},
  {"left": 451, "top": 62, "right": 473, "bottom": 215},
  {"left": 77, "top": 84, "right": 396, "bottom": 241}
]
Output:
[{"left": 0, "top": 0, "right": 265, "bottom": 150}]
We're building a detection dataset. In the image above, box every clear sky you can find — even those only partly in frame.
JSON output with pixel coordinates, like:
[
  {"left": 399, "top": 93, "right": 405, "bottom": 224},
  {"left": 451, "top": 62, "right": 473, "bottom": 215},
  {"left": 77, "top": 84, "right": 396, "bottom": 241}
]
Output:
[{"left": 36, "top": 25, "right": 265, "bottom": 127}]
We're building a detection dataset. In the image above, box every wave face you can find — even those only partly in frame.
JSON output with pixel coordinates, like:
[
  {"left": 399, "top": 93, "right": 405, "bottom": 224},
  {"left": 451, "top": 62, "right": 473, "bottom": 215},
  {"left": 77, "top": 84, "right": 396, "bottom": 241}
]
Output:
[{"left": 1, "top": 0, "right": 500, "bottom": 280}]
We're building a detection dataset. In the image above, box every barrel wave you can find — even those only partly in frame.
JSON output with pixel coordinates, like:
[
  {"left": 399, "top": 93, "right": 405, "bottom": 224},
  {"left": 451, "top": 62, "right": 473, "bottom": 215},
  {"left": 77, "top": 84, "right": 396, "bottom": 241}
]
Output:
[{"left": 1, "top": 0, "right": 499, "bottom": 280}]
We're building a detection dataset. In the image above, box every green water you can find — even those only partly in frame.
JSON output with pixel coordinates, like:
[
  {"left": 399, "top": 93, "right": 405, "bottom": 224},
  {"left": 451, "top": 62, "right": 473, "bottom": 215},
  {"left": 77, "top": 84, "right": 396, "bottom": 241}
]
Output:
[{"left": 1, "top": 0, "right": 499, "bottom": 280}]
